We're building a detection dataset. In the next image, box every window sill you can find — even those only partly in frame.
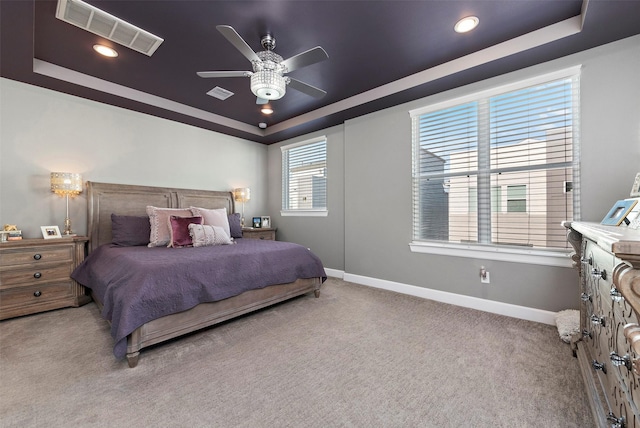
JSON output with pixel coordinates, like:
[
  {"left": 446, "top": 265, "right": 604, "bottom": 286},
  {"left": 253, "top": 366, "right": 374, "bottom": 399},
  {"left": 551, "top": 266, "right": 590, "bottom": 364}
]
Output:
[
  {"left": 409, "top": 241, "right": 573, "bottom": 267},
  {"left": 281, "top": 210, "right": 328, "bottom": 217}
]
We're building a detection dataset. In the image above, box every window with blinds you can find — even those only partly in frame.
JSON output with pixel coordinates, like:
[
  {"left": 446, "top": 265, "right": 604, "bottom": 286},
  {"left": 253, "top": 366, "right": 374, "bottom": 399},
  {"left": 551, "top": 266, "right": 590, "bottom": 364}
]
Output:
[
  {"left": 281, "top": 137, "right": 327, "bottom": 214},
  {"left": 411, "top": 69, "right": 580, "bottom": 250}
]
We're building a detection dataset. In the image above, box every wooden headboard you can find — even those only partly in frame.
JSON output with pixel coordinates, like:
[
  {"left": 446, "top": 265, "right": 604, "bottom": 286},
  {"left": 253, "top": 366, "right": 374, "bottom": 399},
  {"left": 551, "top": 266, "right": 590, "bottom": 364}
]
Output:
[{"left": 86, "top": 182, "right": 234, "bottom": 253}]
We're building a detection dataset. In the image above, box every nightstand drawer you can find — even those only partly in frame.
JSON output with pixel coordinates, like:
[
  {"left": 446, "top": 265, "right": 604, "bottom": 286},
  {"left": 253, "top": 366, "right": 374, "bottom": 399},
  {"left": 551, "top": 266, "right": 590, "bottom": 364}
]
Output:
[
  {"left": 242, "top": 228, "right": 276, "bottom": 240},
  {"left": 0, "top": 282, "right": 74, "bottom": 317},
  {"left": 0, "top": 246, "right": 73, "bottom": 267},
  {"left": 0, "top": 264, "right": 72, "bottom": 288}
]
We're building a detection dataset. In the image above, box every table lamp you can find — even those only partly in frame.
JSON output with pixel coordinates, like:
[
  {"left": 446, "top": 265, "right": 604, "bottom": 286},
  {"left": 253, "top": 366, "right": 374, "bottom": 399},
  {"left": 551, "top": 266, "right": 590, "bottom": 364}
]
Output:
[
  {"left": 233, "top": 187, "right": 250, "bottom": 227},
  {"left": 51, "top": 172, "right": 83, "bottom": 236}
]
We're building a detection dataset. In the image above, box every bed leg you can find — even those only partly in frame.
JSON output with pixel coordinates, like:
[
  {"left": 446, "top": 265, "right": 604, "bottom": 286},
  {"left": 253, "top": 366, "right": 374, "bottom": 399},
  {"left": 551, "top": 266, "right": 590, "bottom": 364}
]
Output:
[
  {"left": 314, "top": 289, "right": 321, "bottom": 298},
  {"left": 127, "top": 351, "right": 140, "bottom": 368}
]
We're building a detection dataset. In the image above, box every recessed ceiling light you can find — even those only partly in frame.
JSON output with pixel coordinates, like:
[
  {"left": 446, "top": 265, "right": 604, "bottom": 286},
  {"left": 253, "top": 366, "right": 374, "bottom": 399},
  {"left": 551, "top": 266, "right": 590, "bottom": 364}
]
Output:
[
  {"left": 454, "top": 16, "right": 479, "bottom": 33},
  {"left": 93, "top": 44, "right": 118, "bottom": 57},
  {"left": 261, "top": 107, "right": 274, "bottom": 115}
]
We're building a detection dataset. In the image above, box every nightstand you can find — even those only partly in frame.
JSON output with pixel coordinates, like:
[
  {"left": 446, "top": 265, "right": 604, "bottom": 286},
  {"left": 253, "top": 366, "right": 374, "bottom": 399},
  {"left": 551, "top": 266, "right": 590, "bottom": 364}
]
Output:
[
  {"left": 242, "top": 228, "right": 277, "bottom": 241},
  {"left": 0, "top": 236, "right": 90, "bottom": 320}
]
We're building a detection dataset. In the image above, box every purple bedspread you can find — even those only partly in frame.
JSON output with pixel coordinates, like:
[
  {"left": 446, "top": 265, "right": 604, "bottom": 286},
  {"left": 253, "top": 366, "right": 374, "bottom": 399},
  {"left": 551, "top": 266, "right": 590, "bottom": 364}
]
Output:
[{"left": 71, "top": 239, "right": 326, "bottom": 359}]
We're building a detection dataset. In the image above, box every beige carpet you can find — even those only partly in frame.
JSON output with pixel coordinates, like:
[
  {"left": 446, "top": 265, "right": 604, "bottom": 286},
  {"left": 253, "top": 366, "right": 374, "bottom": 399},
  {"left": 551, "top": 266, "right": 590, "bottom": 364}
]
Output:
[{"left": 0, "top": 278, "right": 592, "bottom": 427}]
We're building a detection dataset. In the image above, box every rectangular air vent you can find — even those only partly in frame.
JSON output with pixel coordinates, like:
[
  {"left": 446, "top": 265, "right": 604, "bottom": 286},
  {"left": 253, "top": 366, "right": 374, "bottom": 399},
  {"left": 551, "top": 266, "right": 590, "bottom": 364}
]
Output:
[
  {"left": 56, "top": 0, "right": 163, "bottom": 56},
  {"left": 207, "top": 87, "right": 235, "bottom": 100}
]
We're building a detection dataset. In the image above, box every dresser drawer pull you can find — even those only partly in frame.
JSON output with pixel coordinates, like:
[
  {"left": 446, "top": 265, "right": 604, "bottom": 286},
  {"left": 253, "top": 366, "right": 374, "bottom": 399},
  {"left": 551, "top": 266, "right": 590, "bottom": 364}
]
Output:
[
  {"left": 33, "top": 253, "right": 42, "bottom": 260},
  {"left": 582, "top": 329, "right": 592, "bottom": 339},
  {"left": 33, "top": 272, "right": 42, "bottom": 279},
  {"left": 610, "top": 352, "right": 632, "bottom": 370},
  {"left": 610, "top": 287, "right": 623, "bottom": 302},
  {"left": 591, "top": 268, "right": 607, "bottom": 280},
  {"left": 580, "top": 292, "right": 592, "bottom": 302},
  {"left": 33, "top": 291, "right": 42, "bottom": 297},
  {"left": 606, "top": 412, "right": 625, "bottom": 428},
  {"left": 592, "top": 360, "right": 607, "bottom": 373},
  {"left": 591, "top": 314, "right": 606, "bottom": 327},
  {"left": 581, "top": 256, "right": 593, "bottom": 266}
]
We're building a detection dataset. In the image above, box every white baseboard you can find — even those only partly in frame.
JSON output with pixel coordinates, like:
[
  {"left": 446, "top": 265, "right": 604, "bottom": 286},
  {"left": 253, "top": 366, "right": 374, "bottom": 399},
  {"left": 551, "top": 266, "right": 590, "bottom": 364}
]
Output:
[
  {"left": 323, "top": 268, "right": 344, "bottom": 279},
  {"left": 343, "top": 273, "right": 557, "bottom": 325}
]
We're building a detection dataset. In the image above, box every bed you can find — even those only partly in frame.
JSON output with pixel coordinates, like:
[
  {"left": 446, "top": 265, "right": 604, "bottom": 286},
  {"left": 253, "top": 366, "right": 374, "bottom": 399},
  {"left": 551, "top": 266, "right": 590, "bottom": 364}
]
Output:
[{"left": 72, "top": 182, "right": 326, "bottom": 368}]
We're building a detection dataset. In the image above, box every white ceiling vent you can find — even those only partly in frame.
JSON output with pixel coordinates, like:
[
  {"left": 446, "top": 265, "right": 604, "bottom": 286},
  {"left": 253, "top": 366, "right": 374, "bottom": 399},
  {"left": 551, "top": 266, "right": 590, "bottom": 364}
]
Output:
[
  {"left": 56, "top": 0, "right": 164, "bottom": 56},
  {"left": 206, "top": 87, "right": 234, "bottom": 100}
]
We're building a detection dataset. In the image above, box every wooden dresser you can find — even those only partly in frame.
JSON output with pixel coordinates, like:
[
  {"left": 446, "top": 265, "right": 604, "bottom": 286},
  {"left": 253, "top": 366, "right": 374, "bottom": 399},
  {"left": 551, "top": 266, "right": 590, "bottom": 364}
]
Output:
[
  {"left": 0, "top": 237, "right": 90, "bottom": 320},
  {"left": 565, "top": 222, "right": 640, "bottom": 427},
  {"left": 242, "top": 227, "right": 276, "bottom": 241}
]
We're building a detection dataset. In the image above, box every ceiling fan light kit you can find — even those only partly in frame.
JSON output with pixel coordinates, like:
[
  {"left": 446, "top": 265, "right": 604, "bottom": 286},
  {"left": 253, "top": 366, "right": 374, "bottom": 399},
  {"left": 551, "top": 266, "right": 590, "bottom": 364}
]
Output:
[{"left": 251, "top": 71, "right": 287, "bottom": 100}]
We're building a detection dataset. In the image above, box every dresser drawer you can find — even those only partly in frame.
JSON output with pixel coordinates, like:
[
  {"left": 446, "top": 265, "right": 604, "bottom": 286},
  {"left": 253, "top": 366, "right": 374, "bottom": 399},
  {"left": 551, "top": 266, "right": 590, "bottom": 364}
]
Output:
[
  {"left": 0, "top": 264, "right": 72, "bottom": 288},
  {"left": 0, "top": 245, "right": 73, "bottom": 267},
  {"left": 0, "top": 282, "right": 74, "bottom": 315}
]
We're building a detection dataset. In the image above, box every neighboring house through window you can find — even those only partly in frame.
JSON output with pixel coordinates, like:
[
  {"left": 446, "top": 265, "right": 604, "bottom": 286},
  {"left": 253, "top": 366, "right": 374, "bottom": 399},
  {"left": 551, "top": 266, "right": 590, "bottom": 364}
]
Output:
[
  {"left": 410, "top": 67, "right": 580, "bottom": 263},
  {"left": 281, "top": 136, "right": 328, "bottom": 217}
]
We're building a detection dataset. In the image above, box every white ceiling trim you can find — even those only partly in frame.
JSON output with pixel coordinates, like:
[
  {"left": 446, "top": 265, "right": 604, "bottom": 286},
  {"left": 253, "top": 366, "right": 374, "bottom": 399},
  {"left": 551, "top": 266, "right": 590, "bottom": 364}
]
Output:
[
  {"left": 265, "top": 14, "right": 584, "bottom": 135},
  {"left": 32, "top": 58, "right": 263, "bottom": 137}
]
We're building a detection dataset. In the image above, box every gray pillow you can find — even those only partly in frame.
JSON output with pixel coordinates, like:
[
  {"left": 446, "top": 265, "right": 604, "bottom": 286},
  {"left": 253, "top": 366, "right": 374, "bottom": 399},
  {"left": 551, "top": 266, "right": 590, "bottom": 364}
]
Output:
[
  {"left": 228, "top": 213, "right": 243, "bottom": 238},
  {"left": 111, "top": 214, "right": 150, "bottom": 246}
]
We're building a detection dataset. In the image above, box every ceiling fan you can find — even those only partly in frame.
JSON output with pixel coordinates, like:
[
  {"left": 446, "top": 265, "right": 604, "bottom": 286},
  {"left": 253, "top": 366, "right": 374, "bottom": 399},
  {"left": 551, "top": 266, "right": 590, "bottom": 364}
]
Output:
[{"left": 197, "top": 25, "right": 328, "bottom": 105}]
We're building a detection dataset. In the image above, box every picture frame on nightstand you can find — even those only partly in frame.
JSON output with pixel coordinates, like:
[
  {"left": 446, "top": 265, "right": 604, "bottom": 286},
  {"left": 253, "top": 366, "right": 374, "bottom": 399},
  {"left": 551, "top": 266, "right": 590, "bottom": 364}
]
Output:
[
  {"left": 41, "top": 225, "right": 62, "bottom": 239},
  {"left": 261, "top": 216, "right": 271, "bottom": 228},
  {"left": 630, "top": 172, "right": 640, "bottom": 197},
  {"left": 252, "top": 217, "right": 262, "bottom": 228},
  {"left": 601, "top": 199, "right": 638, "bottom": 226}
]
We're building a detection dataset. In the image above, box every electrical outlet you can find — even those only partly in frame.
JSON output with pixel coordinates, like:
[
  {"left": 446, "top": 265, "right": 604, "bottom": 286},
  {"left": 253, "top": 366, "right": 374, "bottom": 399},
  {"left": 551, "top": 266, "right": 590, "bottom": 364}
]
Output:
[{"left": 481, "top": 271, "right": 490, "bottom": 283}]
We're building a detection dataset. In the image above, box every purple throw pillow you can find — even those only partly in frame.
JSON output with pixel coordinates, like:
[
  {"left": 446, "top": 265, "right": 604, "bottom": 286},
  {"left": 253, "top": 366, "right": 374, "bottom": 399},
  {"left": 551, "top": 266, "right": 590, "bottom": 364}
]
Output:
[
  {"left": 168, "top": 215, "right": 203, "bottom": 248},
  {"left": 228, "top": 213, "right": 243, "bottom": 238},
  {"left": 111, "top": 214, "right": 151, "bottom": 246}
]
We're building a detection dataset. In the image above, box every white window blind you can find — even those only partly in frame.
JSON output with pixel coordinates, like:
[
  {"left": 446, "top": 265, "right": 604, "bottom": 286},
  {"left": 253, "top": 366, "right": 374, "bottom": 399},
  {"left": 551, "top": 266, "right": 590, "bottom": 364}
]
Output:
[
  {"left": 411, "top": 69, "right": 580, "bottom": 250},
  {"left": 281, "top": 137, "right": 327, "bottom": 213}
]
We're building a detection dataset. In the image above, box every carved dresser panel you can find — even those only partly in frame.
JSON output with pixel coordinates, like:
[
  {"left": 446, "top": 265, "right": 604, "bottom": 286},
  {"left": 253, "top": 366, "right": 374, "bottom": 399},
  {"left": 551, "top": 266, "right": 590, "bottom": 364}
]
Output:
[{"left": 566, "top": 222, "right": 640, "bottom": 428}]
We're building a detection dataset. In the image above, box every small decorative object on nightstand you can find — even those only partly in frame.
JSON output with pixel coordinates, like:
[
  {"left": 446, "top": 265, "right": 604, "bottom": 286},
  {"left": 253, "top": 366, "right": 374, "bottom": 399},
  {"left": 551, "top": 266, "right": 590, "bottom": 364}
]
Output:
[
  {"left": 242, "top": 227, "right": 276, "bottom": 241},
  {"left": 0, "top": 236, "right": 90, "bottom": 320}
]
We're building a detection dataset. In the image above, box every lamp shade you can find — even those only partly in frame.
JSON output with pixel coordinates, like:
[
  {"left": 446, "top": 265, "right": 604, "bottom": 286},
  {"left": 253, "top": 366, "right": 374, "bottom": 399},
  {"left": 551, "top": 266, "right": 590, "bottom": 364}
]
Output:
[
  {"left": 50, "top": 172, "right": 83, "bottom": 195},
  {"left": 233, "top": 188, "right": 250, "bottom": 203}
]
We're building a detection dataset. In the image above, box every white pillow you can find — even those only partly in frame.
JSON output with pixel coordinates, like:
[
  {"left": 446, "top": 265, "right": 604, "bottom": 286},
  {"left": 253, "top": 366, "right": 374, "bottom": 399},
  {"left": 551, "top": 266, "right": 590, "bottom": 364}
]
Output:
[
  {"left": 189, "top": 207, "right": 231, "bottom": 239},
  {"left": 188, "top": 224, "right": 233, "bottom": 247}
]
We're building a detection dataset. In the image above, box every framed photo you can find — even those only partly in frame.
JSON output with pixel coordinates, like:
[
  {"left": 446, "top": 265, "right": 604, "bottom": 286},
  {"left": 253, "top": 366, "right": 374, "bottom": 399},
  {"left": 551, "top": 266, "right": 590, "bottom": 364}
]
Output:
[
  {"left": 252, "top": 217, "right": 262, "bottom": 228},
  {"left": 261, "top": 216, "right": 271, "bottom": 229},
  {"left": 601, "top": 199, "right": 638, "bottom": 226},
  {"left": 631, "top": 172, "right": 640, "bottom": 197},
  {"left": 41, "top": 225, "right": 62, "bottom": 239}
]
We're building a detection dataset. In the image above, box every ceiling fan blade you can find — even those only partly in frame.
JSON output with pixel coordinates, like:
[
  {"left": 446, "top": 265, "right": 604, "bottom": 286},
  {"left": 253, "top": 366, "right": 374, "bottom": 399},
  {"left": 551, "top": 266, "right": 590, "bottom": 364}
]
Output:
[
  {"left": 216, "top": 25, "right": 261, "bottom": 63},
  {"left": 287, "top": 78, "right": 327, "bottom": 99},
  {"left": 256, "top": 97, "right": 268, "bottom": 105},
  {"left": 197, "top": 71, "right": 250, "bottom": 78},
  {"left": 281, "top": 47, "right": 328, "bottom": 73}
]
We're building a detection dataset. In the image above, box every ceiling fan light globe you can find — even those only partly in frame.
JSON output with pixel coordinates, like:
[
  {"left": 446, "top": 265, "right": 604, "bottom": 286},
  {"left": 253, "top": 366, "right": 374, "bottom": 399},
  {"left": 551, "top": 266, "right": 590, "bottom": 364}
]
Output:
[{"left": 250, "top": 71, "right": 286, "bottom": 100}]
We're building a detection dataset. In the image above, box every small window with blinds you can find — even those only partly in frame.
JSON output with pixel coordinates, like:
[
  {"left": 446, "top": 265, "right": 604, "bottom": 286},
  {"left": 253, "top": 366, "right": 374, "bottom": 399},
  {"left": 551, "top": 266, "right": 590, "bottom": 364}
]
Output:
[
  {"left": 411, "top": 69, "right": 580, "bottom": 251},
  {"left": 281, "top": 137, "right": 328, "bottom": 216}
]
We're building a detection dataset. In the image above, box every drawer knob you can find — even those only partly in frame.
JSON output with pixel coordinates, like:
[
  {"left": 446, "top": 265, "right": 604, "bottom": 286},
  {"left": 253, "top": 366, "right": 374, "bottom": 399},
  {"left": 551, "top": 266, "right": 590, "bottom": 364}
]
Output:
[
  {"left": 582, "top": 329, "right": 592, "bottom": 339},
  {"left": 260, "top": 236, "right": 265, "bottom": 240},
  {"left": 610, "top": 352, "right": 632, "bottom": 370},
  {"left": 581, "top": 256, "right": 593, "bottom": 266},
  {"left": 33, "top": 272, "right": 42, "bottom": 279},
  {"left": 580, "top": 293, "right": 592, "bottom": 302},
  {"left": 33, "top": 291, "right": 42, "bottom": 297},
  {"left": 610, "top": 287, "right": 623, "bottom": 302},
  {"left": 590, "top": 314, "right": 606, "bottom": 327},
  {"left": 606, "top": 413, "right": 625, "bottom": 428},
  {"left": 592, "top": 360, "right": 607, "bottom": 373},
  {"left": 591, "top": 268, "right": 607, "bottom": 280},
  {"left": 33, "top": 253, "right": 42, "bottom": 260}
]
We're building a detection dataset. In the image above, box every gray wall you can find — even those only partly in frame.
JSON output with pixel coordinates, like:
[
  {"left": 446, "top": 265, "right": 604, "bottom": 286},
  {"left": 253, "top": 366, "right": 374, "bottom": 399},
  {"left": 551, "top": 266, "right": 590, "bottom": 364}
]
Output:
[
  {"left": 0, "top": 79, "right": 268, "bottom": 238},
  {"left": 266, "top": 125, "right": 345, "bottom": 271},
  {"left": 269, "top": 35, "right": 640, "bottom": 312}
]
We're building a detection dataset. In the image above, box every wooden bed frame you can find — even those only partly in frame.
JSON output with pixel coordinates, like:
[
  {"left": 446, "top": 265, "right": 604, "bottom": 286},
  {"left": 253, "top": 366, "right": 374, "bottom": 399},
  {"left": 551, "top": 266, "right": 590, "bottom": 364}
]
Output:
[{"left": 86, "top": 181, "right": 322, "bottom": 368}]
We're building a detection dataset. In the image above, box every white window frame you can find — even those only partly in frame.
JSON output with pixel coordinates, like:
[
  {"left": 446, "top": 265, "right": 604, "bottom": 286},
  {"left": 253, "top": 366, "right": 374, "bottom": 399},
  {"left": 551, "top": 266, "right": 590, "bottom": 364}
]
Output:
[
  {"left": 281, "top": 136, "right": 328, "bottom": 217},
  {"left": 409, "top": 66, "right": 581, "bottom": 267}
]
